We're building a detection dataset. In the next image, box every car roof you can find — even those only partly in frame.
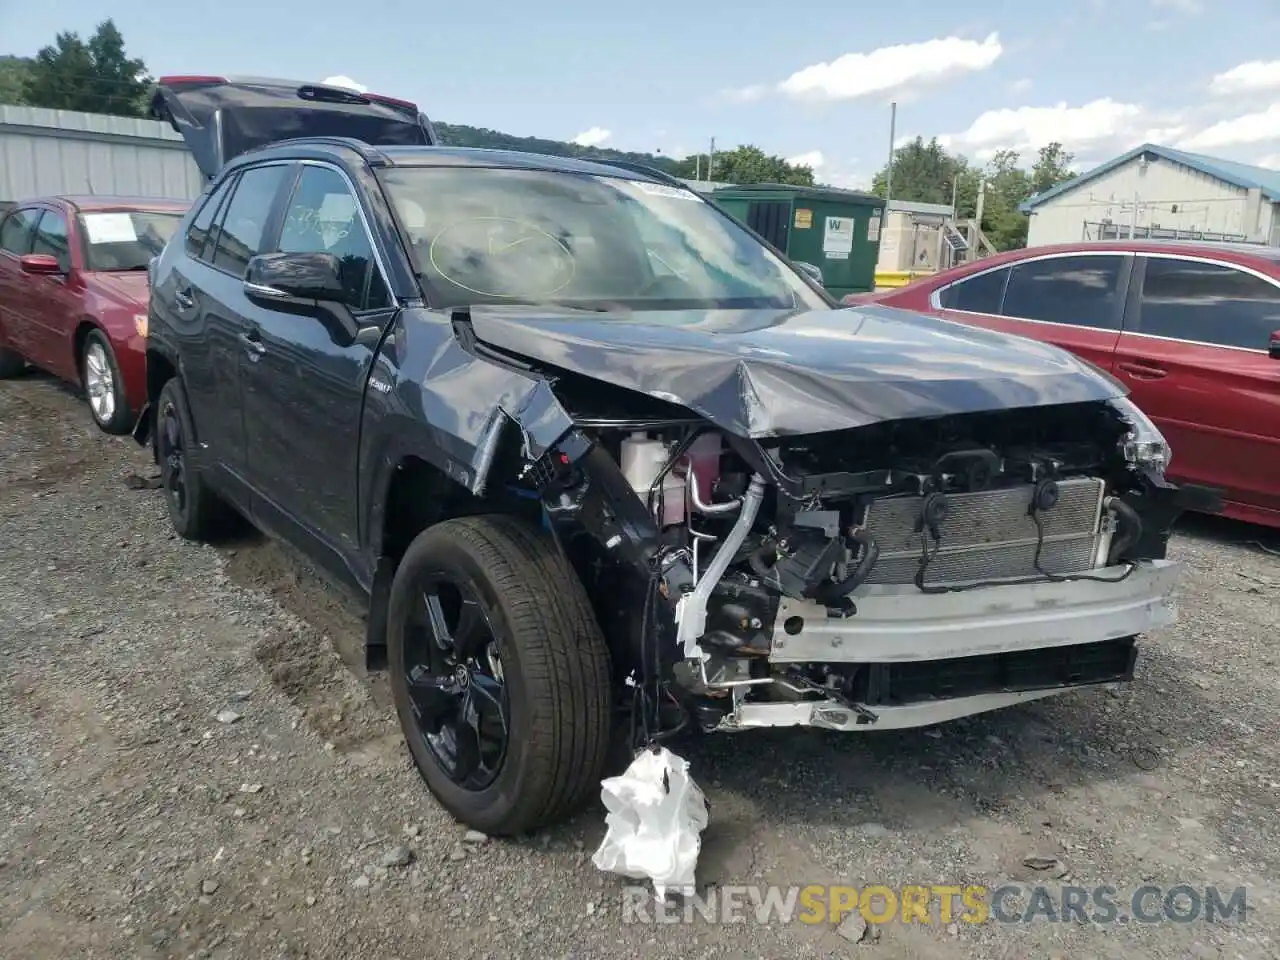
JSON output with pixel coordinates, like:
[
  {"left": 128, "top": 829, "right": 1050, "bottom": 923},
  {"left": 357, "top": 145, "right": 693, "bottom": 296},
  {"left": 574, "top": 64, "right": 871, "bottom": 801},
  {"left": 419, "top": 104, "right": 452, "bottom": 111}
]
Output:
[
  {"left": 236, "top": 140, "right": 668, "bottom": 184},
  {"left": 56, "top": 195, "right": 189, "bottom": 214}
]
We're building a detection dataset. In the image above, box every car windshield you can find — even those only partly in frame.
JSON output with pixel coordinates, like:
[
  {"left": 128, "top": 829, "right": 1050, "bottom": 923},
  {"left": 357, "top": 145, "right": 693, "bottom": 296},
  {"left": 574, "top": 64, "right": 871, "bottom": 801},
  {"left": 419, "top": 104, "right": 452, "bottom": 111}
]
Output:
[
  {"left": 82, "top": 210, "right": 184, "bottom": 272},
  {"left": 378, "top": 167, "right": 829, "bottom": 312}
]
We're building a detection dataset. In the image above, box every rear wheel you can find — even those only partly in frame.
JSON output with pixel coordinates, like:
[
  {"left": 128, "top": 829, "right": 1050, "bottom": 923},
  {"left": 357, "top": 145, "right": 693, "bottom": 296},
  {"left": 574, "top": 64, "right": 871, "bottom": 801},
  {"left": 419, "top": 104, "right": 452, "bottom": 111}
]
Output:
[
  {"left": 156, "top": 377, "right": 238, "bottom": 541},
  {"left": 0, "top": 346, "right": 24, "bottom": 378},
  {"left": 387, "top": 515, "right": 612, "bottom": 835},
  {"left": 81, "top": 330, "right": 132, "bottom": 434}
]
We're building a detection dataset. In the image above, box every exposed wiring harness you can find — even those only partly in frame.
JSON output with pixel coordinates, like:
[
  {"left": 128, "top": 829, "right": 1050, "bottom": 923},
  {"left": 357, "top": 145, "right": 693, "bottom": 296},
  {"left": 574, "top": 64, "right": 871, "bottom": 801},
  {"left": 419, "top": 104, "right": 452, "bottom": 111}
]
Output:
[{"left": 629, "top": 546, "right": 689, "bottom": 748}]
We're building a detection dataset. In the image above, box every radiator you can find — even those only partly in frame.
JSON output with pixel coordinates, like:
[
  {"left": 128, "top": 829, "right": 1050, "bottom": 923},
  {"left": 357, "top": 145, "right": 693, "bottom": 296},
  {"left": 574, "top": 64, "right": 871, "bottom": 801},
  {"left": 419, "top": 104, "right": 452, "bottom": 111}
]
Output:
[{"left": 860, "top": 477, "right": 1106, "bottom": 587}]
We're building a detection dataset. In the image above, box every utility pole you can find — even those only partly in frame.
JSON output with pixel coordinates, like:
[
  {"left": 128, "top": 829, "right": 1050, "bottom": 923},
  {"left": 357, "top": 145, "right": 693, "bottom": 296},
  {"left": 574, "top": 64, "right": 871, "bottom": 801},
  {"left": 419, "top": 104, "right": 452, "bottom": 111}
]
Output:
[
  {"left": 1129, "top": 189, "right": 1139, "bottom": 239},
  {"left": 695, "top": 154, "right": 701, "bottom": 180},
  {"left": 885, "top": 101, "right": 897, "bottom": 208},
  {"left": 708, "top": 137, "right": 716, "bottom": 182}
]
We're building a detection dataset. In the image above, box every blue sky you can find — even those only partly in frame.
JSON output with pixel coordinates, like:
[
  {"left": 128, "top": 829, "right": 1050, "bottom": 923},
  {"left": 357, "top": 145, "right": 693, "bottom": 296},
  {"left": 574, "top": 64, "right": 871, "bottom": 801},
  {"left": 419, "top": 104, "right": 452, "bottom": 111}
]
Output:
[{"left": 5, "top": 0, "right": 1280, "bottom": 187}]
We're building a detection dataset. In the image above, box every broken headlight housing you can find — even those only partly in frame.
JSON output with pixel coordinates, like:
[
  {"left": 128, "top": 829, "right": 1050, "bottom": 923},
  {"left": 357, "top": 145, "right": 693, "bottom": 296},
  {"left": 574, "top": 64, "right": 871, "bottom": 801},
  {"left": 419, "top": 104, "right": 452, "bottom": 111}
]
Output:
[{"left": 1109, "top": 395, "right": 1172, "bottom": 474}]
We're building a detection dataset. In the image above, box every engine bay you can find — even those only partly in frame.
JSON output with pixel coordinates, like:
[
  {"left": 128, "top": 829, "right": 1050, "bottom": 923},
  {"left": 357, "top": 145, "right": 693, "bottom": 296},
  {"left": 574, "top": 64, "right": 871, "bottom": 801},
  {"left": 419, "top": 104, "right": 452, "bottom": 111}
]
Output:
[{"left": 527, "top": 397, "right": 1189, "bottom": 737}]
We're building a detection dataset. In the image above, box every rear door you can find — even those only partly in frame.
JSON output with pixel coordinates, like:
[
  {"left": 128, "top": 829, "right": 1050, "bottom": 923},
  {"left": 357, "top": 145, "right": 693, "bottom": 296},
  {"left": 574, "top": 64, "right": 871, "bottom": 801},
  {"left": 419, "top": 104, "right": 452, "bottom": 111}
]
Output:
[
  {"left": 0, "top": 206, "right": 43, "bottom": 360},
  {"left": 153, "top": 162, "right": 293, "bottom": 486},
  {"left": 1115, "top": 254, "right": 1280, "bottom": 521},
  {"left": 992, "top": 253, "right": 1129, "bottom": 371},
  {"left": 24, "top": 207, "right": 80, "bottom": 377},
  {"left": 151, "top": 76, "right": 436, "bottom": 180}
]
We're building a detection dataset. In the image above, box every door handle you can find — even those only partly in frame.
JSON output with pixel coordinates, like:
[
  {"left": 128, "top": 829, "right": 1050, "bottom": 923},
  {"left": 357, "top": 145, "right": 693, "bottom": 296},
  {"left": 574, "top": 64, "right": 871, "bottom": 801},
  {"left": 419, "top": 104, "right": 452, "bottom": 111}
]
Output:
[
  {"left": 174, "top": 287, "right": 195, "bottom": 311},
  {"left": 238, "top": 330, "right": 266, "bottom": 357},
  {"left": 1116, "top": 360, "right": 1167, "bottom": 380}
]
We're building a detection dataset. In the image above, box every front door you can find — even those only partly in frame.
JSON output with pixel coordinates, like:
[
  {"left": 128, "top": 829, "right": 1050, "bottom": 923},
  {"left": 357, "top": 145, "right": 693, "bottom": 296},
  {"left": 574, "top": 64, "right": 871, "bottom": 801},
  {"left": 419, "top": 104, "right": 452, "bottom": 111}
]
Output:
[
  {"left": 239, "top": 162, "right": 396, "bottom": 559},
  {"left": 0, "top": 207, "right": 43, "bottom": 361},
  {"left": 1115, "top": 255, "right": 1280, "bottom": 521}
]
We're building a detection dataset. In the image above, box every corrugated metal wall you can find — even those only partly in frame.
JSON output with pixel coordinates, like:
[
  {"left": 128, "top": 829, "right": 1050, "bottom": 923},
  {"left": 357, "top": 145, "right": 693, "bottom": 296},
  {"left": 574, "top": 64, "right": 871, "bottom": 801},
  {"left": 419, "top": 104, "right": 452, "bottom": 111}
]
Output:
[{"left": 0, "top": 105, "right": 204, "bottom": 204}]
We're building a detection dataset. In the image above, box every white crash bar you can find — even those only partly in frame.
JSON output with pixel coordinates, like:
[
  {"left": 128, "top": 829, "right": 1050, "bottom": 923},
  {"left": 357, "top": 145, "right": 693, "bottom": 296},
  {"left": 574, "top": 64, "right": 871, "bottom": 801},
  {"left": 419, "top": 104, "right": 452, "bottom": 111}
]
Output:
[{"left": 768, "top": 559, "right": 1181, "bottom": 664}]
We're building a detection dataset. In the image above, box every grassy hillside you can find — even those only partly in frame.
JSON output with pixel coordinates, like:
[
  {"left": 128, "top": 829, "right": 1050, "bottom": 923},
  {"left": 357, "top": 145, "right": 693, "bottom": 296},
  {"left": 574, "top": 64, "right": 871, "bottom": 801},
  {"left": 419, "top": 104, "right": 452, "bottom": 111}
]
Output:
[{"left": 431, "top": 121, "right": 678, "bottom": 172}]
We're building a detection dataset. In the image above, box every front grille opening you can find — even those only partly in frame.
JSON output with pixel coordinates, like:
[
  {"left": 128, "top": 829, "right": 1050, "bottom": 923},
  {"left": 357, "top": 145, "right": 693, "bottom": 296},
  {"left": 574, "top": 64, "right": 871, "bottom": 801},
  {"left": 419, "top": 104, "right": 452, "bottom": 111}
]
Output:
[{"left": 850, "top": 637, "right": 1138, "bottom": 707}]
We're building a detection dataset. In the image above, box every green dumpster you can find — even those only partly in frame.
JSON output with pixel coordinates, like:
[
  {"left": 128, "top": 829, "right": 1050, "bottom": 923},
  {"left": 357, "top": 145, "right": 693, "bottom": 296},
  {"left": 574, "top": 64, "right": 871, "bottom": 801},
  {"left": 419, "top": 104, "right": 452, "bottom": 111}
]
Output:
[{"left": 709, "top": 183, "right": 885, "bottom": 298}]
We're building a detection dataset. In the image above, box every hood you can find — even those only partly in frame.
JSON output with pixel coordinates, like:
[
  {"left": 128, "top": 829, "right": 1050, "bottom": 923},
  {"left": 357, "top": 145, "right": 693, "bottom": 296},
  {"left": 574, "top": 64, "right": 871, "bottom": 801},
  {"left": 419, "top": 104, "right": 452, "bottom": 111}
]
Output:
[
  {"left": 150, "top": 76, "right": 435, "bottom": 179},
  {"left": 466, "top": 304, "right": 1128, "bottom": 438},
  {"left": 86, "top": 272, "right": 149, "bottom": 310}
]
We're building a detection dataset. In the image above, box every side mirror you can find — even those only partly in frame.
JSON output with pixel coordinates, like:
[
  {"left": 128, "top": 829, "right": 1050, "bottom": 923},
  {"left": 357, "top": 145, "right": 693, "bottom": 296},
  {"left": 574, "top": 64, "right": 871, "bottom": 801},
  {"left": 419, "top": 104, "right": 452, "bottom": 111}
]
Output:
[
  {"left": 243, "top": 251, "right": 346, "bottom": 304},
  {"left": 20, "top": 254, "right": 63, "bottom": 276},
  {"left": 1270, "top": 331, "right": 1280, "bottom": 360},
  {"left": 794, "top": 261, "right": 824, "bottom": 287}
]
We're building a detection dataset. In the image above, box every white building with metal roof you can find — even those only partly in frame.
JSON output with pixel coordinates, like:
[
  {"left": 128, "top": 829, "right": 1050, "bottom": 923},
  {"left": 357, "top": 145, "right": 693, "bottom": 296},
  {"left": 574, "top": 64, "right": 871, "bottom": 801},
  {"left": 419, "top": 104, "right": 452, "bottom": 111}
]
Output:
[{"left": 1020, "top": 143, "right": 1280, "bottom": 247}]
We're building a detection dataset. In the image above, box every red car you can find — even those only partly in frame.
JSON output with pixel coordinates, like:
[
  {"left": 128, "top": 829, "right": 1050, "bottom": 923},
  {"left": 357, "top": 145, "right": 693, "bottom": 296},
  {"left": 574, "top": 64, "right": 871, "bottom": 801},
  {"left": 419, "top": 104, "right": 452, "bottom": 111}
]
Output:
[
  {"left": 0, "top": 195, "right": 188, "bottom": 433},
  {"left": 845, "top": 240, "right": 1280, "bottom": 529}
]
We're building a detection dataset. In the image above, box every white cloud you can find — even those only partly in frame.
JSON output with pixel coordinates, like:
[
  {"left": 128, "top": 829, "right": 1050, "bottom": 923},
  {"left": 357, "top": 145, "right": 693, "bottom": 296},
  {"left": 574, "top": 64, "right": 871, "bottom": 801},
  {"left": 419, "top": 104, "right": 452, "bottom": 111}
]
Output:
[
  {"left": 939, "top": 98, "right": 1146, "bottom": 158},
  {"left": 785, "top": 150, "right": 826, "bottom": 170},
  {"left": 321, "top": 75, "right": 367, "bottom": 93},
  {"left": 1208, "top": 60, "right": 1280, "bottom": 96},
  {"left": 570, "top": 127, "right": 612, "bottom": 147},
  {"left": 822, "top": 169, "right": 872, "bottom": 191},
  {"left": 728, "top": 33, "right": 1002, "bottom": 105},
  {"left": 1151, "top": 0, "right": 1202, "bottom": 11},
  {"left": 1180, "top": 104, "right": 1280, "bottom": 150},
  {"left": 1257, "top": 154, "right": 1280, "bottom": 169},
  {"left": 1008, "top": 78, "right": 1033, "bottom": 95}
]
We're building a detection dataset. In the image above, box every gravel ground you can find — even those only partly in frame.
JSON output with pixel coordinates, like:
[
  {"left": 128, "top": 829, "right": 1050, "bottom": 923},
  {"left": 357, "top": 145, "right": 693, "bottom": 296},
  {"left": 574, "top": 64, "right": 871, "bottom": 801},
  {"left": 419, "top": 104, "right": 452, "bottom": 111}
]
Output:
[{"left": 2, "top": 372, "right": 1280, "bottom": 959}]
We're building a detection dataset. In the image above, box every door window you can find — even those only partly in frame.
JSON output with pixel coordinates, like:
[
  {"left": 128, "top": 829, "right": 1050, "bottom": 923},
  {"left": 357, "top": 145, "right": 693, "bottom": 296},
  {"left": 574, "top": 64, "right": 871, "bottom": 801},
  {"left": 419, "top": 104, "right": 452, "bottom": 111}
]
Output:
[
  {"left": 185, "top": 177, "right": 235, "bottom": 261},
  {"left": 277, "top": 165, "right": 390, "bottom": 311},
  {"left": 31, "top": 211, "right": 71, "bottom": 271},
  {"left": 211, "top": 164, "right": 290, "bottom": 276},
  {"left": 0, "top": 208, "right": 41, "bottom": 256},
  {"left": 938, "top": 266, "right": 1009, "bottom": 314},
  {"left": 1137, "top": 257, "right": 1280, "bottom": 351},
  {"left": 1001, "top": 255, "right": 1125, "bottom": 329}
]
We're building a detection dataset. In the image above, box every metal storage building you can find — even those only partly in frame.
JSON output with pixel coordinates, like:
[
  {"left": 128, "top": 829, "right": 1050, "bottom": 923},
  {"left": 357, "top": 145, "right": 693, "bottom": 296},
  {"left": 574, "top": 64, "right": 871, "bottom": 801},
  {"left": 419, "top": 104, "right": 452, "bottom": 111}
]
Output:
[
  {"left": 0, "top": 104, "right": 204, "bottom": 212},
  {"left": 1020, "top": 143, "right": 1280, "bottom": 248}
]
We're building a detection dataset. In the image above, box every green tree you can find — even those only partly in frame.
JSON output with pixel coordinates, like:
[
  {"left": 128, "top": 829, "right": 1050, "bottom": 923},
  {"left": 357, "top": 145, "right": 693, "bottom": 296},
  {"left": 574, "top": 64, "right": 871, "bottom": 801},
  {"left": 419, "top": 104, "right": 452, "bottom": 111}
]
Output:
[
  {"left": 871, "top": 136, "right": 982, "bottom": 218},
  {"left": 0, "top": 56, "right": 32, "bottom": 105},
  {"left": 21, "top": 19, "right": 151, "bottom": 117},
  {"left": 672, "top": 145, "right": 815, "bottom": 185},
  {"left": 980, "top": 150, "right": 1034, "bottom": 251},
  {"left": 1029, "top": 141, "right": 1076, "bottom": 196}
]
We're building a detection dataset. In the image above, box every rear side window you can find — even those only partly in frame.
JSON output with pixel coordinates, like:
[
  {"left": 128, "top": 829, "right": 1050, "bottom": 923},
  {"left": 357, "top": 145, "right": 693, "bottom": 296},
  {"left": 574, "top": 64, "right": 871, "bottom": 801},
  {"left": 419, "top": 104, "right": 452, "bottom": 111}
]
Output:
[
  {"left": 211, "top": 164, "right": 290, "bottom": 276},
  {"left": 0, "top": 208, "right": 41, "bottom": 255},
  {"left": 185, "top": 178, "right": 235, "bottom": 260},
  {"left": 938, "top": 267, "right": 1009, "bottom": 314},
  {"left": 1137, "top": 257, "right": 1280, "bottom": 351},
  {"left": 1001, "top": 255, "right": 1125, "bottom": 330},
  {"left": 31, "top": 211, "right": 71, "bottom": 271}
]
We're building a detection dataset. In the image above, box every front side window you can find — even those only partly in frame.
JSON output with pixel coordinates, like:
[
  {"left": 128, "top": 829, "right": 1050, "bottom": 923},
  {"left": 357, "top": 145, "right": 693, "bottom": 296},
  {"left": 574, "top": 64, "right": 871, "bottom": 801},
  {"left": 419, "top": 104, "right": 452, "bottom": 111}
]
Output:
[
  {"left": 81, "top": 210, "right": 183, "bottom": 272},
  {"left": 212, "top": 164, "right": 290, "bottom": 276},
  {"left": 277, "top": 165, "right": 390, "bottom": 311},
  {"left": 938, "top": 266, "right": 1009, "bottom": 314},
  {"left": 1138, "top": 257, "right": 1280, "bottom": 351},
  {"left": 378, "top": 167, "right": 829, "bottom": 312},
  {"left": 1001, "top": 255, "right": 1125, "bottom": 330},
  {"left": 31, "top": 211, "right": 71, "bottom": 271},
  {"left": 0, "top": 208, "right": 41, "bottom": 256}
]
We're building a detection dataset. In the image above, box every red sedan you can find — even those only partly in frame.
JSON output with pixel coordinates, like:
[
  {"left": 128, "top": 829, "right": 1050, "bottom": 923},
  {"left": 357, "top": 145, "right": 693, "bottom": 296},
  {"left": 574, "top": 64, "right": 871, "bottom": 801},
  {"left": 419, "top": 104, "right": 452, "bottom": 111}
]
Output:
[
  {"left": 845, "top": 240, "right": 1280, "bottom": 529},
  {"left": 0, "top": 195, "right": 187, "bottom": 433}
]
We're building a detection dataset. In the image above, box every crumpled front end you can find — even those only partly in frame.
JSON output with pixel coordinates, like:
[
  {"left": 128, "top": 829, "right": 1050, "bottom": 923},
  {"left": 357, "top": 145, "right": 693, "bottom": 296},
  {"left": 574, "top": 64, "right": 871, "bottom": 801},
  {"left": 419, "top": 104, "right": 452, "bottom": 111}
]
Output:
[{"left": 525, "top": 386, "right": 1216, "bottom": 736}]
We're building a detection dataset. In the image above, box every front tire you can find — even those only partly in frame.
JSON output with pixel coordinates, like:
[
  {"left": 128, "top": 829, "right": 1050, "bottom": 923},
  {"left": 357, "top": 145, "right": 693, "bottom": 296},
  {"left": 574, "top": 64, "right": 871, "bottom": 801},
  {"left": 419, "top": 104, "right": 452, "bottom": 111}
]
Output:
[
  {"left": 156, "top": 377, "right": 237, "bottom": 541},
  {"left": 81, "top": 329, "right": 132, "bottom": 434},
  {"left": 387, "top": 515, "right": 612, "bottom": 836}
]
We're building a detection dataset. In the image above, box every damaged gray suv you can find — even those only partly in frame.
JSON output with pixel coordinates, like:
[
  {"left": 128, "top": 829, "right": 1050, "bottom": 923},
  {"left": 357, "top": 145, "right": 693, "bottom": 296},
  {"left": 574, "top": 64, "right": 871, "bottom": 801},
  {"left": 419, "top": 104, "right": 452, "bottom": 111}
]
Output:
[{"left": 140, "top": 76, "right": 1219, "bottom": 836}]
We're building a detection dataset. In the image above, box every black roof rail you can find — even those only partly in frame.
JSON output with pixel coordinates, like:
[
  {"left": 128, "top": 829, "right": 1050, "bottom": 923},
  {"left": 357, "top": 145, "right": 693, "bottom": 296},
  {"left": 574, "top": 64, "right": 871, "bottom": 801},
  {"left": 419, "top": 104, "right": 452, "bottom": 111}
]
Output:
[
  {"left": 240, "top": 136, "right": 395, "bottom": 165},
  {"left": 585, "top": 157, "right": 689, "bottom": 189}
]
